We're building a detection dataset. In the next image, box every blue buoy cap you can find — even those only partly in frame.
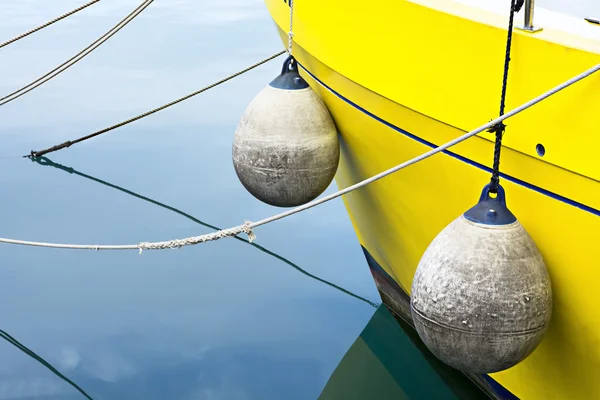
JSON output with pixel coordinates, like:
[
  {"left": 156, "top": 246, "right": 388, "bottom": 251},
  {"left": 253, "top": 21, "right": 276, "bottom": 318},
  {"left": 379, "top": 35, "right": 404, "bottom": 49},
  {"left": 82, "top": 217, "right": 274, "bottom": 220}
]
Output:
[
  {"left": 463, "top": 184, "right": 517, "bottom": 225},
  {"left": 269, "top": 56, "right": 309, "bottom": 90}
]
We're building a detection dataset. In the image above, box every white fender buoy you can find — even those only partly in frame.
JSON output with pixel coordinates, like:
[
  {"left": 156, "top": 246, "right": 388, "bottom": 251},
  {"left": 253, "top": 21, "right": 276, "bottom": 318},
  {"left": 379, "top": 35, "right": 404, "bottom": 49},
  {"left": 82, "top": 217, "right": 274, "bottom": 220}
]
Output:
[
  {"left": 410, "top": 184, "right": 552, "bottom": 373},
  {"left": 232, "top": 56, "right": 340, "bottom": 207}
]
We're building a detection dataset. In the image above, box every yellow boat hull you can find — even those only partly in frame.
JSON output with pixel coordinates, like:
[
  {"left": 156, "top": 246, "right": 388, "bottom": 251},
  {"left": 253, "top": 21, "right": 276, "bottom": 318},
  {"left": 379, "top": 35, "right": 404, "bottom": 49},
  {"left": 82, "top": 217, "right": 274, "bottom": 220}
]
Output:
[{"left": 265, "top": 0, "right": 600, "bottom": 398}]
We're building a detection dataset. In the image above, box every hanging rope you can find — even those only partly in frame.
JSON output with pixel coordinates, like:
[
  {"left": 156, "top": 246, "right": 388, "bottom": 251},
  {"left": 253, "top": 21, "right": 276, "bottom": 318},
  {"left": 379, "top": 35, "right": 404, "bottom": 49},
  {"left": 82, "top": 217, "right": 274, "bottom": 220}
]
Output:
[
  {"left": 26, "top": 50, "right": 285, "bottom": 158},
  {"left": 487, "top": 0, "right": 524, "bottom": 193},
  {"left": 0, "top": 0, "right": 102, "bottom": 50},
  {"left": 0, "top": 0, "right": 153, "bottom": 108},
  {"left": 3, "top": 61, "right": 599, "bottom": 252},
  {"left": 287, "top": 0, "right": 294, "bottom": 55}
]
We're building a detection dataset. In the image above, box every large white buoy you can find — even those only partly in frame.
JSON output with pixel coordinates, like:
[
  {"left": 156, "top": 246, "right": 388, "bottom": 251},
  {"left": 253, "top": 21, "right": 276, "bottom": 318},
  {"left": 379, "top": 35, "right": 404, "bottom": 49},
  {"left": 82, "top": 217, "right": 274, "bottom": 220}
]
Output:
[
  {"left": 410, "top": 184, "right": 552, "bottom": 373},
  {"left": 232, "top": 56, "right": 340, "bottom": 207}
]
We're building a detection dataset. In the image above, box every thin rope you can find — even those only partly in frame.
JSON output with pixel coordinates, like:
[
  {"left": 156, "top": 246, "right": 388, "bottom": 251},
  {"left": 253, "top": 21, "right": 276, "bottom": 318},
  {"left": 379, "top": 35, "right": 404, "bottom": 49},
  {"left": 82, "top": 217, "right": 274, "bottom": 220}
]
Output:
[
  {"left": 3, "top": 62, "right": 598, "bottom": 252},
  {"left": 0, "top": 330, "right": 94, "bottom": 399},
  {"left": 0, "top": 0, "right": 102, "bottom": 50},
  {"left": 0, "top": 221, "right": 255, "bottom": 253},
  {"left": 488, "top": 0, "right": 523, "bottom": 193},
  {"left": 0, "top": 0, "right": 153, "bottom": 107},
  {"left": 287, "top": 0, "right": 294, "bottom": 55},
  {"left": 27, "top": 50, "right": 286, "bottom": 158}
]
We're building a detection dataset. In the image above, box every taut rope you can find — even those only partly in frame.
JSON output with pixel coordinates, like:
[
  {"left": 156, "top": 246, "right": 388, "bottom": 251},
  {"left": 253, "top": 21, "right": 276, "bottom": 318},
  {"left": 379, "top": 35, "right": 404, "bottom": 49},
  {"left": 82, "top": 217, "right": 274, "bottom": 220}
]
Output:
[
  {"left": 0, "top": 0, "right": 103, "bottom": 50},
  {"left": 0, "top": 0, "right": 154, "bottom": 107}
]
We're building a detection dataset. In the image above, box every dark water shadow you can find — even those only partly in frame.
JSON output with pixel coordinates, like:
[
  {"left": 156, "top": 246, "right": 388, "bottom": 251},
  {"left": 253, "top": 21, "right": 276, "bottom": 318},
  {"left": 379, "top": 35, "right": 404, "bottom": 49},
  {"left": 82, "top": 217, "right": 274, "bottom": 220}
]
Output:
[
  {"left": 318, "top": 304, "right": 496, "bottom": 400},
  {"left": 31, "top": 156, "right": 378, "bottom": 309},
  {"left": 0, "top": 329, "right": 94, "bottom": 399}
]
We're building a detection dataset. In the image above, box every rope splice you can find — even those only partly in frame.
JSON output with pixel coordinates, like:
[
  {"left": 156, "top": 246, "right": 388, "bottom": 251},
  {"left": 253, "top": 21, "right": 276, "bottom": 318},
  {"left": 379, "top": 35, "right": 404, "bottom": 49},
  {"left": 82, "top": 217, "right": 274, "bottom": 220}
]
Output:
[{"left": 138, "top": 222, "right": 256, "bottom": 254}]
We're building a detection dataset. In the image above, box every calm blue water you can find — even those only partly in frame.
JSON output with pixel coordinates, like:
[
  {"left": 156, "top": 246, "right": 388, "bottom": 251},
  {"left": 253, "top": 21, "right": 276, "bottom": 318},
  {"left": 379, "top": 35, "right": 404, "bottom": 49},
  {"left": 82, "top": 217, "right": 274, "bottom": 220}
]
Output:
[
  {"left": 0, "top": 2, "right": 379, "bottom": 398},
  {"left": 3, "top": 0, "right": 588, "bottom": 398}
]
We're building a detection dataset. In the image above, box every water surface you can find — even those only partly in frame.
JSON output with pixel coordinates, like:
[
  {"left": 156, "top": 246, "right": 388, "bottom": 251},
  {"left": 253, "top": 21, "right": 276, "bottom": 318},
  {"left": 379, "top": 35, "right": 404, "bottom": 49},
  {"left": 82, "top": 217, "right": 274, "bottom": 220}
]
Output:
[{"left": 0, "top": 2, "right": 381, "bottom": 398}]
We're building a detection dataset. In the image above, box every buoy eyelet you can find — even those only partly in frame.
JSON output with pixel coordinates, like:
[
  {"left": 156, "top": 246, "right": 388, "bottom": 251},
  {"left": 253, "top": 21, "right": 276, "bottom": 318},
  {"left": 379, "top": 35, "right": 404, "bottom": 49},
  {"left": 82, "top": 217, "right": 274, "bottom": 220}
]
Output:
[
  {"left": 463, "top": 183, "right": 517, "bottom": 225},
  {"left": 269, "top": 55, "right": 309, "bottom": 90},
  {"left": 281, "top": 55, "right": 297, "bottom": 74}
]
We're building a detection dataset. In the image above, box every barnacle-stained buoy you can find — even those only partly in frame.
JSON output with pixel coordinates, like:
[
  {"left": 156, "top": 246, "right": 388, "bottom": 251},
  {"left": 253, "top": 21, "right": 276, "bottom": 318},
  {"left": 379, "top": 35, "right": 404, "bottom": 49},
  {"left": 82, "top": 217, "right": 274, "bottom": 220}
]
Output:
[
  {"left": 410, "top": 184, "right": 552, "bottom": 373},
  {"left": 232, "top": 56, "right": 339, "bottom": 207}
]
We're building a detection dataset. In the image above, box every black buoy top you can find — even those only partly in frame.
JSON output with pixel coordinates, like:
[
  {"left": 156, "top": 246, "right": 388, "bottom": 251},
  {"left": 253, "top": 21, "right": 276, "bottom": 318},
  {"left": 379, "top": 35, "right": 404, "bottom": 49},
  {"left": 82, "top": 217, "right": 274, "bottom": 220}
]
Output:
[
  {"left": 463, "top": 184, "right": 517, "bottom": 225},
  {"left": 269, "top": 55, "right": 309, "bottom": 90}
]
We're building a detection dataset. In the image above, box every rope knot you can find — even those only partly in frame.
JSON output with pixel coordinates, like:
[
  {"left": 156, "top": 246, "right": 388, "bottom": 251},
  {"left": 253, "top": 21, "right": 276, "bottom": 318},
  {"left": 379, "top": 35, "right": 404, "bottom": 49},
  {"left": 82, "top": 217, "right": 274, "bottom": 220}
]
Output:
[
  {"left": 242, "top": 220, "right": 256, "bottom": 243},
  {"left": 487, "top": 121, "right": 506, "bottom": 136}
]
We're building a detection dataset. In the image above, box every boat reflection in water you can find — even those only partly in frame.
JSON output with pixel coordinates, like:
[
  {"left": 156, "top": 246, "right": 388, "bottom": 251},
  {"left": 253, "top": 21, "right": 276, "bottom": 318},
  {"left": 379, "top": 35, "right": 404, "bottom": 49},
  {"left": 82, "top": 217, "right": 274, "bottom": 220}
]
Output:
[{"left": 320, "top": 304, "right": 511, "bottom": 400}]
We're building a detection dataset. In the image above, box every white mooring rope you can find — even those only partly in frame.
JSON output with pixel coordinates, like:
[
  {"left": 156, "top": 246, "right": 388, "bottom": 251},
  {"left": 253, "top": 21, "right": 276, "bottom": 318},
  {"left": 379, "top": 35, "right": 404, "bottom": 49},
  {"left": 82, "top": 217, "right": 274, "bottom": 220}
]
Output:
[
  {"left": 1, "top": 63, "right": 598, "bottom": 252},
  {"left": 287, "top": 0, "right": 294, "bottom": 55}
]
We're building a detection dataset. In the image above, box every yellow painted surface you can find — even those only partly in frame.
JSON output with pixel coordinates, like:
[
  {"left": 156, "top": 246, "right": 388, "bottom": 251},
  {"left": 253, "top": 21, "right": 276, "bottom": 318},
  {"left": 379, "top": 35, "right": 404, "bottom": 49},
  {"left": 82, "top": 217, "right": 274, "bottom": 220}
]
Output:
[
  {"left": 267, "top": 0, "right": 600, "bottom": 186},
  {"left": 263, "top": 1, "right": 600, "bottom": 399}
]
